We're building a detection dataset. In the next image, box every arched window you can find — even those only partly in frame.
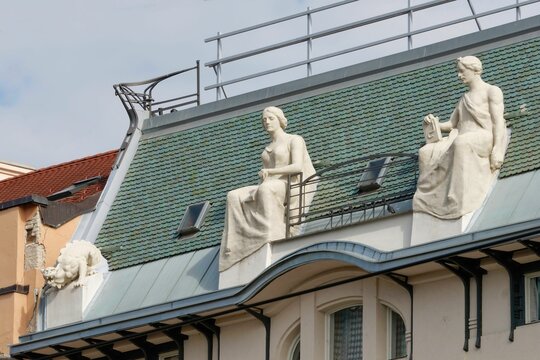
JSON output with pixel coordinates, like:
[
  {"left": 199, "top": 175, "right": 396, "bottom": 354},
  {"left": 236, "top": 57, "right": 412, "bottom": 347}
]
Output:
[
  {"left": 329, "top": 305, "right": 363, "bottom": 360},
  {"left": 289, "top": 336, "right": 300, "bottom": 360},
  {"left": 387, "top": 308, "right": 407, "bottom": 359}
]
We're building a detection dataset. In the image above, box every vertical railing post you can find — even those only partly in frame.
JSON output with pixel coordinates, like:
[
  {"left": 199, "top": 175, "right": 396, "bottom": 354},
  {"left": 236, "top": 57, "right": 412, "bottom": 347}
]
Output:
[
  {"left": 216, "top": 32, "right": 223, "bottom": 101},
  {"left": 408, "top": 0, "right": 413, "bottom": 50},
  {"left": 516, "top": 0, "right": 521, "bottom": 21},
  {"left": 196, "top": 60, "right": 201, "bottom": 106},
  {"left": 306, "top": 6, "right": 313, "bottom": 77}
]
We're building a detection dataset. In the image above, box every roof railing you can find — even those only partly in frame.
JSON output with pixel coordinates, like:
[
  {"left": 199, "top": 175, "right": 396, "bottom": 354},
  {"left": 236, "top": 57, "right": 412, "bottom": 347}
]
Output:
[
  {"left": 286, "top": 153, "right": 418, "bottom": 238},
  {"left": 113, "top": 61, "right": 200, "bottom": 120},
  {"left": 205, "top": 0, "right": 540, "bottom": 100}
]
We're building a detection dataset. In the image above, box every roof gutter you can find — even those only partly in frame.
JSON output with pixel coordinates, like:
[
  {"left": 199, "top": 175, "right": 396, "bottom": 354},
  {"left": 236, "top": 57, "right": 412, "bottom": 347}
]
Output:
[
  {"left": 0, "top": 195, "right": 48, "bottom": 211},
  {"left": 11, "top": 217, "right": 540, "bottom": 356}
]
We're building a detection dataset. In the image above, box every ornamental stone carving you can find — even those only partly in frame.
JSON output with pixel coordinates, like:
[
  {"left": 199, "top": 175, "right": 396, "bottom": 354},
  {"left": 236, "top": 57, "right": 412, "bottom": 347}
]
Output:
[
  {"left": 220, "top": 106, "right": 316, "bottom": 271},
  {"left": 41, "top": 240, "right": 102, "bottom": 289},
  {"left": 413, "top": 56, "right": 507, "bottom": 219}
]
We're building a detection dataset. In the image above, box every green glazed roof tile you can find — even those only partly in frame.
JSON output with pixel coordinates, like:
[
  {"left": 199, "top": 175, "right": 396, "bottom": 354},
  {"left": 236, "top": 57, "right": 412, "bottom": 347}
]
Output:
[{"left": 96, "top": 37, "right": 540, "bottom": 270}]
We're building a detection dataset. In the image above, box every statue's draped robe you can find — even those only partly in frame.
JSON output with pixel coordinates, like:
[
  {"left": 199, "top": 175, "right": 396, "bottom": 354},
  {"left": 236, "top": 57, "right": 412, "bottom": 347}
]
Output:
[
  {"left": 220, "top": 134, "right": 316, "bottom": 271},
  {"left": 413, "top": 93, "right": 497, "bottom": 219}
]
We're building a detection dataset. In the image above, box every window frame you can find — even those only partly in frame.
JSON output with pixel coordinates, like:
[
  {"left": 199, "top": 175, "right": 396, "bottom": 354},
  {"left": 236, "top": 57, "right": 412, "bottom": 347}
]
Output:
[
  {"left": 524, "top": 271, "right": 540, "bottom": 324},
  {"left": 288, "top": 335, "right": 300, "bottom": 360},
  {"left": 385, "top": 306, "right": 407, "bottom": 360}
]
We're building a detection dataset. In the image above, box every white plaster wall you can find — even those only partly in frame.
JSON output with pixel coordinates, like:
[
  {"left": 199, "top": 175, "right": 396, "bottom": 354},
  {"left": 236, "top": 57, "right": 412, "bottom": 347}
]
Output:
[
  {"left": 220, "top": 318, "right": 266, "bottom": 360},
  {"left": 272, "top": 213, "right": 412, "bottom": 263},
  {"left": 183, "top": 333, "right": 213, "bottom": 360},
  {"left": 413, "top": 275, "right": 465, "bottom": 357}
]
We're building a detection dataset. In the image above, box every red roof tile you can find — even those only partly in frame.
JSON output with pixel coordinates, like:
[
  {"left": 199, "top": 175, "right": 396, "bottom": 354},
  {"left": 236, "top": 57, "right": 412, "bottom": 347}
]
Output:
[{"left": 0, "top": 150, "right": 118, "bottom": 204}]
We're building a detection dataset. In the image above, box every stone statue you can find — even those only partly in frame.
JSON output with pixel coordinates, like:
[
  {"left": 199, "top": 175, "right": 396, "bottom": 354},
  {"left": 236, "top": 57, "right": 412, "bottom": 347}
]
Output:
[
  {"left": 413, "top": 56, "right": 506, "bottom": 219},
  {"left": 220, "top": 106, "right": 316, "bottom": 271},
  {"left": 42, "top": 240, "right": 102, "bottom": 289}
]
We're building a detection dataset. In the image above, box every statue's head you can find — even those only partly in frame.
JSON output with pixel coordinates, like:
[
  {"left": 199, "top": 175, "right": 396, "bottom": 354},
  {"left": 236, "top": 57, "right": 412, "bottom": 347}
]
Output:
[
  {"left": 262, "top": 106, "right": 287, "bottom": 129},
  {"left": 457, "top": 56, "right": 483, "bottom": 75},
  {"left": 41, "top": 266, "right": 67, "bottom": 288}
]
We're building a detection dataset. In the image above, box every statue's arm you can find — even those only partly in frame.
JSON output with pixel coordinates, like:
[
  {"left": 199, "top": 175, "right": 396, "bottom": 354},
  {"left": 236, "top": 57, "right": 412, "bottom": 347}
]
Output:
[
  {"left": 488, "top": 85, "right": 505, "bottom": 170},
  {"left": 441, "top": 108, "right": 459, "bottom": 132}
]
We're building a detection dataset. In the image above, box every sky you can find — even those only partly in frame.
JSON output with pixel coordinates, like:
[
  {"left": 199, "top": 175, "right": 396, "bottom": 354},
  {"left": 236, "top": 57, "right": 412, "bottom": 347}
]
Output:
[{"left": 1, "top": 0, "right": 538, "bottom": 169}]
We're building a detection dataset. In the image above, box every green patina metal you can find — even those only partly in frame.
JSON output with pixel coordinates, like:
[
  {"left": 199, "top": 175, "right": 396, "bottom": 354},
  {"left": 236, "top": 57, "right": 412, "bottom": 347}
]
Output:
[{"left": 96, "top": 37, "right": 540, "bottom": 270}]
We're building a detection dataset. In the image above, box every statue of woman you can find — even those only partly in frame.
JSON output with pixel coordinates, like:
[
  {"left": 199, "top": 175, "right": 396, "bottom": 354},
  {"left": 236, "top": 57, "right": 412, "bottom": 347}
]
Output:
[
  {"left": 220, "top": 106, "right": 316, "bottom": 271},
  {"left": 413, "top": 56, "right": 507, "bottom": 219}
]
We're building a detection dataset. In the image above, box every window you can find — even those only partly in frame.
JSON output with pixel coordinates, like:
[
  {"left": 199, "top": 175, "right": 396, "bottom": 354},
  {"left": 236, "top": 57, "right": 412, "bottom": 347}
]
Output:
[
  {"left": 387, "top": 308, "right": 407, "bottom": 359},
  {"left": 177, "top": 201, "right": 210, "bottom": 236},
  {"left": 329, "top": 305, "right": 363, "bottom": 360},
  {"left": 289, "top": 336, "right": 300, "bottom": 360},
  {"left": 525, "top": 272, "right": 540, "bottom": 323},
  {"left": 357, "top": 157, "right": 393, "bottom": 193}
]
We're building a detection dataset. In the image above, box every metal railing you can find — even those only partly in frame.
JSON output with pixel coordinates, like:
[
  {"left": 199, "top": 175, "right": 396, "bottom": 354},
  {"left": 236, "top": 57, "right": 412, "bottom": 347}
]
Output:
[
  {"left": 205, "top": 0, "right": 540, "bottom": 100},
  {"left": 113, "top": 61, "right": 200, "bottom": 120},
  {"left": 286, "top": 153, "right": 418, "bottom": 237}
]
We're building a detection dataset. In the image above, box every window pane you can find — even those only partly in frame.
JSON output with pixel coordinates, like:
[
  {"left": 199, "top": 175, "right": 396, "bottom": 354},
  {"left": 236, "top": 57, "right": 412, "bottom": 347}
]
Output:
[
  {"left": 291, "top": 338, "right": 300, "bottom": 360},
  {"left": 390, "top": 310, "right": 407, "bottom": 359},
  {"left": 331, "top": 306, "right": 362, "bottom": 360}
]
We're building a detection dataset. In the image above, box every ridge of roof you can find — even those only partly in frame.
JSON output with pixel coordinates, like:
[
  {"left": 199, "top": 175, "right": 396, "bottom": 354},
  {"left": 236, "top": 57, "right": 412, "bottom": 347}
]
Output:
[{"left": 0, "top": 149, "right": 118, "bottom": 204}]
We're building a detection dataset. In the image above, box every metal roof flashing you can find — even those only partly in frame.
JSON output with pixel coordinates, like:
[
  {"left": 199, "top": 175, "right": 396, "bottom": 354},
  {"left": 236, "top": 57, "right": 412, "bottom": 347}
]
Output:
[
  {"left": 141, "top": 14, "right": 540, "bottom": 139},
  {"left": 12, "top": 216, "right": 540, "bottom": 356}
]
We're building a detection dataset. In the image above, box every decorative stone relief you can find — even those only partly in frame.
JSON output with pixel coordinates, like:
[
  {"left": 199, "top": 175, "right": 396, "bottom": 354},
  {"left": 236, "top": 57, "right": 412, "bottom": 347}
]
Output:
[
  {"left": 413, "top": 56, "right": 507, "bottom": 219},
  {"left": 24, "top": 210, "right": 45, "bottom": 270},
  {"left": 220, "top": 106, "right": 316, "bottom": 271},
  {"left": 25, "top": 210, "right": 42, "bottom": 243},
  {"left": 41, "top": 240, "right": 102, "bottom": 289}
]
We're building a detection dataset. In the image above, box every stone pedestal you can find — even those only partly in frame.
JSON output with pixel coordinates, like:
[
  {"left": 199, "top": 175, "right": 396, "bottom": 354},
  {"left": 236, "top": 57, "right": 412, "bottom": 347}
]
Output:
[
  {"left": 410, "top": 211, "right": 474, "bottom": 246},
  {"left": 219, "top": 244, "right": 271, "bottom": 289},
  {"left": 44, "top": 273, "right": 103, "bottom": 329}
]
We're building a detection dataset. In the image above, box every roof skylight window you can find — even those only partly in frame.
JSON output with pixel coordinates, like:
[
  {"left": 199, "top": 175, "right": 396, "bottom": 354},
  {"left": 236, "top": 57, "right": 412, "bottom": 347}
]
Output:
[
  {"left": 357, "top": 157, "right": 393, "bottom": 193},
  {"left": 177, "top": 201, "right": 210, "bottom": 237}
]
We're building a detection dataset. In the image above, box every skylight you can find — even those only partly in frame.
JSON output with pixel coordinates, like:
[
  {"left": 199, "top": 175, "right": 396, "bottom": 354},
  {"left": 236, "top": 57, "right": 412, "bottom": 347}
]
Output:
[
  {"left": 177, "top": 201, "right": 210, "bottom": 237},
  {"left": 357, "top": 157, "right": 393, "bottom": 193}
]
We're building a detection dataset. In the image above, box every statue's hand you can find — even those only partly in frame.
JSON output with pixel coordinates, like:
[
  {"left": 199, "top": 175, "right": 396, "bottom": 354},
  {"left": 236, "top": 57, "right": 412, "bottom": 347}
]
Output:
[
  {"left": 423, "top": 114, "right": 438, "bottom": 124},
  {"left": 490, "top": 150, "right": 504, "bottom": 171},
  {"left": 258, "top": 169, "right": 269, "bottom": 181}
]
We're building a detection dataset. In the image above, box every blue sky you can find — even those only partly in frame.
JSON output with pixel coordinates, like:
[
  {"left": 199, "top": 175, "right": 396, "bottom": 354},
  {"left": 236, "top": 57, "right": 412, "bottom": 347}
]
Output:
[{"left": 1, "top": 0, "right": 537, "bottom": 169}]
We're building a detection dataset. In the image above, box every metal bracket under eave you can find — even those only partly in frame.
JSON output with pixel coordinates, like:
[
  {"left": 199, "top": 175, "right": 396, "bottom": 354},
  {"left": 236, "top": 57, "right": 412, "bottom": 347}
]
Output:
[
  {"left": 385, "top": 273, "right": 414, "bottom": 360},
  {"left": 244, "top": 308, "right": 271, "bottom": 360},
  {"left": 50, "top": 345, "right": 89, "bottom": 360},
  {"left": 82, "top": 337, "right": 127, "bottom": 360},
  {"left": 481, "top": 248, "right": 524, "bottom": 342},
  {"left": 117, "top": 331, "right": 159, "bottom": 360},
  {"left": 437, "top": 257, "right": 486, "bottom": 352},
  {"left": 184, "top": 317, "right": 221, "bottom": 360}
]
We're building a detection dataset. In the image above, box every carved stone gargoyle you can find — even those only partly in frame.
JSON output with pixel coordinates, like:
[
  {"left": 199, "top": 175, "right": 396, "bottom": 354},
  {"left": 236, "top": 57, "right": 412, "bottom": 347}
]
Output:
[{"left": 41, "top": 240, "right": 102, "bottom": 289}]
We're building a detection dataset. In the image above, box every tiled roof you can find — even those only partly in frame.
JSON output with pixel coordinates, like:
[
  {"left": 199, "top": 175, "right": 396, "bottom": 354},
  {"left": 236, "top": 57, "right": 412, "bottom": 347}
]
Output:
[
  {"left": 0, "top": 150, "right": 117, "bottom": 204},
  {"left": 96, "top": 37, "right": 540, "bottom": 270}
]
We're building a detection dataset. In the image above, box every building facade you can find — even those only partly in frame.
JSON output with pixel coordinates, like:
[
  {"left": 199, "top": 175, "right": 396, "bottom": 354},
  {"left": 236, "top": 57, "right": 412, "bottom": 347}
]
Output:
[
  {"left": 0, "top": 151, "right": 117, "bottom": 357},
  {"left": 8, "top": 11, "right": 540, "bottom": 360}
]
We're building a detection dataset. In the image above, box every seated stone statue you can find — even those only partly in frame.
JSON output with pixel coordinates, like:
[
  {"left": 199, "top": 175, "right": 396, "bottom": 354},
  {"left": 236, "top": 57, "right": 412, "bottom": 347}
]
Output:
[
  {"left": 42, "top": 240, "right": 102, "bottom": 289},
  {"left": 413, "top": 56, "right": 506, "bottom": 219},
  {"left": 220, "top": 106, "right": 316, "bottom": 271}
]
